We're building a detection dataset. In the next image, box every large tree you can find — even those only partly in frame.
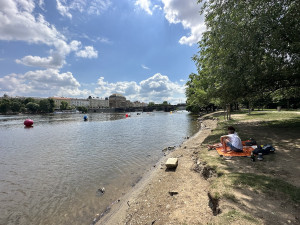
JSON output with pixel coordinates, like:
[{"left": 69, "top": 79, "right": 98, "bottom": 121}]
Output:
[
  {"left": 39, "top": 99, "right": 55, "bottom": 113},
  {"left": 186, "top": 0, "right": 300, "bottom": 113}
]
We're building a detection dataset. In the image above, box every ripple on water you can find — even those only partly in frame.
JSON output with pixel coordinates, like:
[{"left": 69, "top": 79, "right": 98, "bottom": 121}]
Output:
[{"left": 0, "top": 112, "right": 198, "bottom": 225}]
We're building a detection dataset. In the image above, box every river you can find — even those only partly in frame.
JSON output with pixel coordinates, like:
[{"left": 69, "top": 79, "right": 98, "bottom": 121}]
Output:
[{"left": 0, "top": 111, "right": 199, "bottom": 225}]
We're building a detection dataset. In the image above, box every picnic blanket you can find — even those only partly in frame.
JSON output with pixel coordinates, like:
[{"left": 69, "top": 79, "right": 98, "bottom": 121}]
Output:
[{"left": 214, "top": 140, "right": 257, "bottom": 157}]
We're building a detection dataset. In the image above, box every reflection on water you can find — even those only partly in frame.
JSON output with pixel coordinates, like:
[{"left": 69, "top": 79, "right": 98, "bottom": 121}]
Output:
[{"left": 0, "top": 111, "right": 199, "bottom": 225}]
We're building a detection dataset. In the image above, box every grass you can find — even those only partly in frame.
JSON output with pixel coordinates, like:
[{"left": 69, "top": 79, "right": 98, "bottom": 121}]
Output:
[
  {"left": 221, "top": 210, "right": 258, "bottom": 224},
  {"left": 229, "top": 173, "right": 300, "bottom": 202},
  {"left": 198, "top": 110, "right": 300, "bottom": 223}
]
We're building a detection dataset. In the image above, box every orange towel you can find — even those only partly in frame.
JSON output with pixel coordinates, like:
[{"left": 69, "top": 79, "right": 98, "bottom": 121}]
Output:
[{"left": 215, "top": 146, "right": 255, "bottom": 157}]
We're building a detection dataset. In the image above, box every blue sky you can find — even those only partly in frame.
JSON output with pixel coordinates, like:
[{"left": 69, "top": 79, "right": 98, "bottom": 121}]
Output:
[{"left": 0, "top": 0, "right": 205, "bottom": 104}]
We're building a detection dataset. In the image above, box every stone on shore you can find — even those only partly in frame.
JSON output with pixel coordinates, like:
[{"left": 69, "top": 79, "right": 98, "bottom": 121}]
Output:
[{"left": 165, "top": 158, "right": 178, "bottom": 169}]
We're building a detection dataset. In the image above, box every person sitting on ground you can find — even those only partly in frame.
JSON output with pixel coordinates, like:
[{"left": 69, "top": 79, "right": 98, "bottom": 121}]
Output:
[{"left": 220, "top": 126, "right": 243, "bottom": 152}]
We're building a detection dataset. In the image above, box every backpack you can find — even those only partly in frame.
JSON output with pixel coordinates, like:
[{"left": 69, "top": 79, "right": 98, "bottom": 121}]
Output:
[{"left": 252, "top": 144, "right": 275, "bottom": 155}]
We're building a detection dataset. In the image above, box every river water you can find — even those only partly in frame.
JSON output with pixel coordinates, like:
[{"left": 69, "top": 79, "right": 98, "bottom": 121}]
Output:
[{"left": 0, "top": 111, "right": 199, "bottom": 225}]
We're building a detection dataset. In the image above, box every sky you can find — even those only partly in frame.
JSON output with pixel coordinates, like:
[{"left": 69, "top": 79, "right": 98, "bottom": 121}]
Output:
[{"left": 0, "top": 0, "right": 206, "bottom": 104}]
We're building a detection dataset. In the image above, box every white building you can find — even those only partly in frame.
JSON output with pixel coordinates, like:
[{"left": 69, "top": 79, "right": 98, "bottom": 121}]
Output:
[
  {"left": 89, "top": 97, "right": 109, "bottom": 108},
  {"left": 70, "top": 98, "right": 89, "bottom": 107}
]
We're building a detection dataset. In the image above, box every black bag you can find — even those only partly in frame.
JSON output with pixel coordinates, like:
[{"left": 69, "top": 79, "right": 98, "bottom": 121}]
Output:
[
  {"left": 262, "top": 144, "right": 275, "bottom": 153},
  {"left": 245, "top": 138, "right": 257, "bottom": 146},
  {"left": 252, "top": 145, "right": 275, "bottom": 155}
]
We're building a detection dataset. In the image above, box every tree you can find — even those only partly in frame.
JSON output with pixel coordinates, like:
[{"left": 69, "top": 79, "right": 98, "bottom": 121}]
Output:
[
  {"left": 39, "top": 99, "right": 50, "bottom": 113},
  {"left": 0, "top": 99, "right": 10, "bottom": 114},
  {"left": 60, "top": 101, "right": 69, "bottom": 110},
  {"left": 24, "top": 97, "right": 35, "bottom": 105},
  {"left": 48, "top": 98, "right": 55, "bottom": 113},
  {"left": 26, "top": 102, "right": 39, "bottom": 113},
  {"left": 77, "top": 106, "right": 88, "bottom": 113},
  {"left": 10, "top": 101, "right": 21, "bottom": 112},
  {"left": 186, "top": 0, "right": 300, "bottom": 116},
  {"left": 39, "top": 99, "right": 55, "bottom": 113}
]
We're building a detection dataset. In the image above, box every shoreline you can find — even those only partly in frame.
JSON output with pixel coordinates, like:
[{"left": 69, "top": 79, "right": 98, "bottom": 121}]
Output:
[{"left": 96, "top": 117, "right": 217, "bottom": 225}]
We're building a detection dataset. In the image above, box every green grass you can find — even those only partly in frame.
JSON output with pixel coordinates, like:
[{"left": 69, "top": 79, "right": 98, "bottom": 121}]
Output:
[
  {"left": 199, "top": 110, "right": 300, "bottom": 205},
  {"left": 260, "top": 117, "right": 300, "bottom": 128},
  {"left": 229, "top": 173, "right": 300, "bottom": 202},
  {"left": 222, "top": 192, "right": 239, "bottom": 203},
  {"left": 221, "top": 210, "right": 258, "bottom": 223},
  {"left": 231, "top": 110, "right": 300, "bottom": 121}
]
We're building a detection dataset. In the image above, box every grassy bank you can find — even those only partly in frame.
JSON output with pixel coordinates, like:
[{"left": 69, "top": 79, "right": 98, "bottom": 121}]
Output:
[{"left": 199, "top": 110, "right": 300, "bottom": 224}]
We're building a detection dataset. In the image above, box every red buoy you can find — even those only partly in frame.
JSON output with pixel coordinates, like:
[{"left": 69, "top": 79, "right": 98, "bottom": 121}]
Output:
[
  {"left": 125, "top": 114, "right": 128, "bottom": 118},
  {"left": 24, "top": 119, "right": 34, "bottom": 127}
]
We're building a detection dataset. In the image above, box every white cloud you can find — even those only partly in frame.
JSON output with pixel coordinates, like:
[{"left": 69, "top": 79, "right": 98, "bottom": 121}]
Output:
[
  {"left": 95, "top": 77, "right": 141, "bottom": 99},
  {"left": 0, "top": 0, "right": 98, "bottom": 69},
  {"left": 86, "top": 0, "right": 112, "bottom": 15},
  {"left": 75, "top": 46, "right": 98, "bottom": 58},
  {"left": 141, "top": 64, "right": 150, "bottom": 70},
  {"left": 0, "top": 71, "right": 186, "bottom": 103},
  {"left": 135, "top": 0, "right": 152, "bottom": 15},
  {"left": 94, "top": 73, "right": 185, "bottom": 104},
  {"left": 16, "top": 54, "right": 65, "bottom": 69},
  {"left": 56, "top": 0, "right": 72, "bottom": 18},
  {"left": 0, "top": 0, "right": 65, "bottom": 45},
  {"left": 0, "top": 69, "right": 89, "bottom": 97},
  {"left": 38, "top": 0, "right": 45, "bottom": 11},
  {"left": 56, "top": 0, "right": 112, "bottom": 18},
  {"left": 162, "top": 0, "right": 205, "bottom": 46}
]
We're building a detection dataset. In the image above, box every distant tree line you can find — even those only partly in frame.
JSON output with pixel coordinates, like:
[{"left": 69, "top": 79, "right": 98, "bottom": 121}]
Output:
[
  {"left": 147, "top": 101, "right": 177, "bottom": 112},
  {"left": 186, "top": 0, "right": 300, "bottom": 115},
  {"left": 0, "top": 95, "right": 55, "bottom": 114},
  {"left": 0, "top": 95, "right": 89, "bottom": 114}
]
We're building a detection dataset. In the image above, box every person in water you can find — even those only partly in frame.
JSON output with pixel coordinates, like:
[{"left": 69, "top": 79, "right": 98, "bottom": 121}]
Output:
[
  {"left": 220, "top": 126, "right": 243, "bottom": 152},
  {"left": 208, "top": 126, "right": 243, "bottom": 152}
]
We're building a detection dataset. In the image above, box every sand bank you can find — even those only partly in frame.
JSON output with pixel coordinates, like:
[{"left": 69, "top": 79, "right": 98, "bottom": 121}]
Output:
[{"left": 96, "top": 118, "right": 217, "bottom": 225}]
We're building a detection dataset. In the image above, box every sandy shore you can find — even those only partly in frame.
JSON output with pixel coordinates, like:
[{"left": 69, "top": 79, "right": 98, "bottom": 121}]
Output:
[{"left": 96, "top": 118, "right": 217, "bottom": 225}]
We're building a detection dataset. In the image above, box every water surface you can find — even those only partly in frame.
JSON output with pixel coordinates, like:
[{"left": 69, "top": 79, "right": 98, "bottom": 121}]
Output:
[{"left": 0, "top": 111, "right": 198, "bottom": 225}]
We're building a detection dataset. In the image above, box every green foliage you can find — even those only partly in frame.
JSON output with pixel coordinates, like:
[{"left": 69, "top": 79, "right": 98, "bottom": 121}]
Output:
[
  {"left": 148, "top": 102, "right": 155, "bottom": 106},
  {"left": 0, "top": 97, "right": 57, "bottom": 114},
  {"left": 186, "top": 0, "right": 300, "bottom": 112},
  {"left": 60, "top": 101, "right": 69, "bottom": 110},
  {"left": 26, "top": 102, "right": 40, "bottom": 113},
  {"left": 77, "top": 106, "right": 88, "bottom": 113},
  {"left": 39, "top": 99, "right": 55, "bottom": 113},
  {"left": 10, "top": 101, "right": 21, "bottom": 112},
  {"left": 0, "top": 99, "right": 10, "bottom": 114},
  {"left": 24, "top": 97, "right": 35, "bottom": 105}
]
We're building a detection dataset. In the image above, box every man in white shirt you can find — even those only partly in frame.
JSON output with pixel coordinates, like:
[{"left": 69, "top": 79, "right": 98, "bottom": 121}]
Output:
[{"left": 220, "top": 126, "right": 243, "bottom": 152}]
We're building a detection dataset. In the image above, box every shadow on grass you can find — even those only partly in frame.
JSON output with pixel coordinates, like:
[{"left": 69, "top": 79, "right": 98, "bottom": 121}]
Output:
[
  {"left": 229, "top": 173, "right": 300, "bottom": 203},
  {"left": 260, "top": 118, "right": 300, "bottom": 128}
]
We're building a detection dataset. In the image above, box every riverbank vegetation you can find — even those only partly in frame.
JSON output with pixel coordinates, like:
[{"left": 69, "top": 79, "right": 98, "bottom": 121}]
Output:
[
  {"left": 0, "top": 95, "right": 55, "bottom": 114},
  {"left": 186, "top": 0, "right": 300, "bottom": 114},
  {"left": 0, "top": 95, "right": 90, "bottom": 114},
  {"left": 199, "top": 111, "right": 300, "bottom": 224}
]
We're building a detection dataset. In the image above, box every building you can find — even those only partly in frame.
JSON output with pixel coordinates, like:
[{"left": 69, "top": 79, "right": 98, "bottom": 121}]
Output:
[
  {"left": 132, "top": 101, "right": 148, "bottom": 107},
  {"left": 109, "top": 93, "right": 127, "bottom": 108},
  {"left": 70, "top": 98, "right": 89, "bottom": 108},
  {"left": 89, "top": 97, "right": 109, "bottom": 108},
  {"left": 50, "top": 97, "right": 72, "bottom": 109}
]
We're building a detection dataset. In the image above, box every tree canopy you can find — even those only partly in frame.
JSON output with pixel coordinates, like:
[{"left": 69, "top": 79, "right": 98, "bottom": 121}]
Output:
[{"left": 186, "top": 0, "right": 300, "bottom": 113}]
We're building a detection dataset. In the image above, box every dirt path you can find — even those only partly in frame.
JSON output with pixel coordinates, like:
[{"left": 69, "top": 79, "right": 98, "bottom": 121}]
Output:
[{"left": 97, "top": 119, "right": 218, "bottom": 225}]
